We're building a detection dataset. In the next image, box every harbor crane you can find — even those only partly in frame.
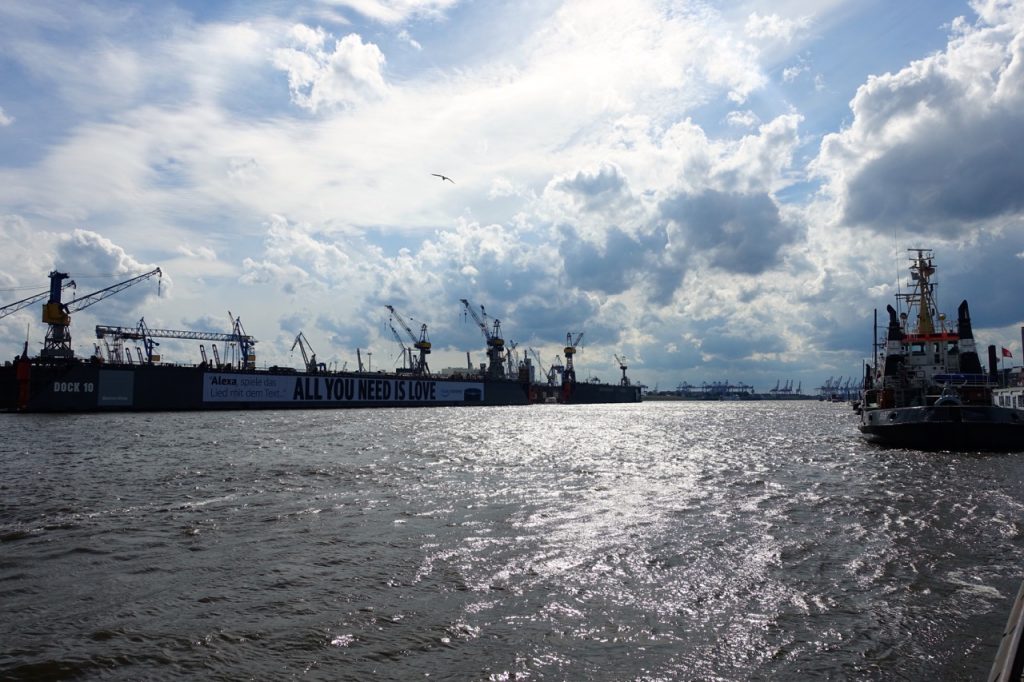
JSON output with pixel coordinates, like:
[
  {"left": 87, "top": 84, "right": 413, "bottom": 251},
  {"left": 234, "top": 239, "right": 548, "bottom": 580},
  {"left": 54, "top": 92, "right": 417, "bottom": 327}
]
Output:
[
  {"left": 614, "top": 354, "right": 630, "bottom": 386},
  {"left": 42, "top": 268, "right": 162, "bottom": 360},
  {"left": 385, "top": 304, "right": 431, "bottom": 375},
  {"left": 459, "top": 298, "right": 505, "bottom": 379},
  {"left": 563, "top": 332, "right": 584, "bottom": 384},
  {"left": 529, "top": 348, "right": 553, "bottom": 385},
  {"left": 95, "top": 315, "right": 257, "bottom": 368},
  {"left": 384, "top": 319, "right": 412, "bottom": 370},
  {"left": 0, "top": 279, "right": 77, "bottom": 321},
  {"left": 291, "top": 332, "right": 325, "bottom": 373}
]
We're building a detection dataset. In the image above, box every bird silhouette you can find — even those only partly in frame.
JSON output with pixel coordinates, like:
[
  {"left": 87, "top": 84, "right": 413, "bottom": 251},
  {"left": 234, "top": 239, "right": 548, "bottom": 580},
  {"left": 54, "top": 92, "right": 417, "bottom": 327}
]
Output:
[{"left": 431, "top": 173, "right": 454, "bottom": 184}]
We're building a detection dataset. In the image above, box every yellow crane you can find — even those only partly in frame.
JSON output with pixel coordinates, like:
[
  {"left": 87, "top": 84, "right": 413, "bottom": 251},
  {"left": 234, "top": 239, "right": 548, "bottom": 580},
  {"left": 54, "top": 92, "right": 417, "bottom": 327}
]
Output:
[{"left": 563, "top": 332, "right": 584, "bottom": 384}]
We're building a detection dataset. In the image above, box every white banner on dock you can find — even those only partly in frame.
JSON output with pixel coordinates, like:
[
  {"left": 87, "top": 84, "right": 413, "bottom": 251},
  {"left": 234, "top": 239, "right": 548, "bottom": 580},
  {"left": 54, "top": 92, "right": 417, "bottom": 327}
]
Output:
[{"left": 202, "top": 373, "right": 484, "bottom": 403}]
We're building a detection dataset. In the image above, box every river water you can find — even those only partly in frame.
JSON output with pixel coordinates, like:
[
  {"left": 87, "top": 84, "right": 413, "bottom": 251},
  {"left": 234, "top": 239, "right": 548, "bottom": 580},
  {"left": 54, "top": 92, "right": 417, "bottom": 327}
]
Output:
[{"left": 1, "top": 401, "right": 1022, "bottom": 680}]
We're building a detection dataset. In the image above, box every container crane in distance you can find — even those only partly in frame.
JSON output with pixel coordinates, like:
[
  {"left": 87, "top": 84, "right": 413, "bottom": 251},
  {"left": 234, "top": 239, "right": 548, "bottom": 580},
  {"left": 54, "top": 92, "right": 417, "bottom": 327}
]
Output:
[
  {"left": 384, "top": 305, "right": 431, "bottom": 375},
  {"left": 42, "top": 268, "right": 162, "bottom": 360},
  {"left": 459, "top": 298, "right": 505, "bottom": 379},
  {"left": 0, "top": 279, "right": 77, "bottom": 321}
]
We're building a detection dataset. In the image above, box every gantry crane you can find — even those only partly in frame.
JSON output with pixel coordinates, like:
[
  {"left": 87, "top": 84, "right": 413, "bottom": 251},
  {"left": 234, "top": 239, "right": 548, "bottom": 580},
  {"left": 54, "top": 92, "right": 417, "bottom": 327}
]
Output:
[
  {"left": 459, "top": 298, "right": 505, "bottom": 379},
  {"left": 385, "top": 304, "right": 431, "bottom": 375},
  {"left": 95, "top": 315, "right": 257, "bottom": 368},
  {"left": 614, "top": 354, "right": 630, "bottom": 386},
  {"left": 0, "top": 279, "right": 77, "bottom": 321},
  {"left": 41, "top": 268, "right": 162, "bottom": 360},
  {"left": 563, "top": 332, "right": 584, "bottom": 384},
  {"left": 291, "top": 331, "right": 325, "bottom": 373}
]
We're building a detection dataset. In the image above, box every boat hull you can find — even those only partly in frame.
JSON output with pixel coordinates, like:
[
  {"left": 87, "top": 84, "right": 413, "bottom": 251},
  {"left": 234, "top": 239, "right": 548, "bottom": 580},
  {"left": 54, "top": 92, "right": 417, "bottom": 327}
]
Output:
[
  {"left": 0, "top": 361, "right": 532, "bottom": 412},
  {"left": 860, "top": 404, "right": 1024, "bottom": 451}
]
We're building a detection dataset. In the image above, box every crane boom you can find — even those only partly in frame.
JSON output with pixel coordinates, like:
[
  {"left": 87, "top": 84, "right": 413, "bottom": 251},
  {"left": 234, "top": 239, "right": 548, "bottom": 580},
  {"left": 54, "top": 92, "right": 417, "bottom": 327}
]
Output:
[
  {"left": 64, "top": 268, "right": 162, "bottom": 314},
  {"left": 384, "top": 317, "right": 412, "bottom": 370},
  {"left": 290, "top": 331, "right": 324, "bottom": 372},
  {"left": 0, "top": 280, "right": 76, "bottom": 320},
  {"left": 614, "top": 354, "right": 630, "bottom": 387}
]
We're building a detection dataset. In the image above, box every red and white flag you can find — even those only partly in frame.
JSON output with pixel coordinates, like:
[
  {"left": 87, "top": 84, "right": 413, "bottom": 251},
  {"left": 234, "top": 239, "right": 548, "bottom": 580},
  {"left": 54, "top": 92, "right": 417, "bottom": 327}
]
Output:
[{"left": 1002, "top": 347, "right": 1013, "bottom": 358}]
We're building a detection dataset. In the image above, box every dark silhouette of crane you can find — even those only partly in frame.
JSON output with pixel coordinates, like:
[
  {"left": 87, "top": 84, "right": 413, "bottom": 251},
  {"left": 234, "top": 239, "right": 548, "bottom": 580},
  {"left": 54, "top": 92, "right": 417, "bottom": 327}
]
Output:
[
  {"left": 291, "top": 332, "right": 325, "bottom": 373},
  {"left": 95, "top": 316, "right": 257, "bottom": 368},
  {"left": 385, "top": 305, "right": 431, "bottom": 375},
  {"left": 460, "top": 298, "right": 504, "bottom": 379},
  {"left": 614, "top": 354, "right": 630, "bottom": 386},
  {"left": 41, "top": 268, "right": 162, "bottom": 360},
  {"left": 563, "top": 332, "right": 584, "bottom": 384}
]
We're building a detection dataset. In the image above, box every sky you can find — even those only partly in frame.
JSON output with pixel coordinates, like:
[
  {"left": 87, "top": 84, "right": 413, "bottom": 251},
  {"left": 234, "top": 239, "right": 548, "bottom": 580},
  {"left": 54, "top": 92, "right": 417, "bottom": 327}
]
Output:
[{"left": 2, "top": 0, "right": 1024, "bottom": 392}]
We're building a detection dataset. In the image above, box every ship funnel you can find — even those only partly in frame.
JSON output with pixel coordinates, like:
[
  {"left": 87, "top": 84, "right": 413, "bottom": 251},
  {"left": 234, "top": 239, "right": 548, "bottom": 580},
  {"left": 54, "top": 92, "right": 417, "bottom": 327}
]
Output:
[
  {"left": 957, "top": 300, "right": 984, "bottom": 374},
  {"left": 883, "top": 305, "right": 904, "bottom": 378}
]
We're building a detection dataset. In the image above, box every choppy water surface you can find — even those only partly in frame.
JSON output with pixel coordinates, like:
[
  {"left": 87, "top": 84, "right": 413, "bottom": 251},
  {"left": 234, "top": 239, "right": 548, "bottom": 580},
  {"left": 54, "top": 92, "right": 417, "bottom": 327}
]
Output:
[{"left": 2, "top": 401, "right": 1023, "bottom": 680}]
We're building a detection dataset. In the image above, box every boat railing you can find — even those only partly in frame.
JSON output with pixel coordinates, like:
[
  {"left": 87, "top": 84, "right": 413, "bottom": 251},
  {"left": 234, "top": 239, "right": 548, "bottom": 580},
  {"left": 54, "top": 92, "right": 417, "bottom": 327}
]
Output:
[{"left": 933, "top": 373, "right": 994, "bottom": 387}]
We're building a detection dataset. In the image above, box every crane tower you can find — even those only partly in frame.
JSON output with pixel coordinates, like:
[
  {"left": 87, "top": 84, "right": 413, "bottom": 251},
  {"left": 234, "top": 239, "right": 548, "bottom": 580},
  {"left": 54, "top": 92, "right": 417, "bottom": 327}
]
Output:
[
  {"left": 385, "top": 305, "right": 431, "bottom": 375},
  {"left": 563, "top": 332, "right": 583, "bottom": 384},
  {"left": 41, "top": 268, "right": 162, "bottom": 360},
  {"left": 459, "top": 298, "right": 505, "bottom": 379}
]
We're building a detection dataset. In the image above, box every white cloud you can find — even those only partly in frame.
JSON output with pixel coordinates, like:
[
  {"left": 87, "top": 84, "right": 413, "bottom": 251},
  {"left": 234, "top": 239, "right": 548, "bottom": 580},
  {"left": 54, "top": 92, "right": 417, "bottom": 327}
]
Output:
[
  {"left": 782, "top": 64, "right": 808, "bottom": 82},
  {"left": 726, "top": 109, "right": 760, "bottom": 128},
  {"left": 273, "top": 26, "right": 389, "bottom": 112},
  {"left": 0, "top": 106, "right": 12, "bottom": 126},
  {"left": 176, "top": 244, "right": 218, "bottom": 261},
  {"left": 397, "top": 29, "right": 422, "bottom": 50},
  {"left": 324, "top": 0, "right": 459, "bottom": 24},
  {"left": 744, "top": 12, "right": 811, "bottom": 44}
]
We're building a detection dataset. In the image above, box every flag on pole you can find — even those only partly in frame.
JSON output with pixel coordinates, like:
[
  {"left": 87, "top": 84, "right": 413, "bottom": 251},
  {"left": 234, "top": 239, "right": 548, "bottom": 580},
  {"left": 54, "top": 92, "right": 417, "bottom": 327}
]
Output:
[{"left": 1002, "top": 347, "right": 1013, "bottom": 358}]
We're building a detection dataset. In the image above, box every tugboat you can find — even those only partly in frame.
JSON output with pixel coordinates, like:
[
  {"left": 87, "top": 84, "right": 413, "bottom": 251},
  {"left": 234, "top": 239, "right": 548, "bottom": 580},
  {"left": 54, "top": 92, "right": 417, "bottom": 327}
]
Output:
[{"left": 859, "top": 249, "right": 1024, "bottom": 451}]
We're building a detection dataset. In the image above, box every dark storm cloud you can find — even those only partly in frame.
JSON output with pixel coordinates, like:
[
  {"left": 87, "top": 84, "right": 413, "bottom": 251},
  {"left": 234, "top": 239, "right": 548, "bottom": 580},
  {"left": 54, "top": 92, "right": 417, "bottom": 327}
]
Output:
[
  {"left": 557, "top": 225, "right": 661, "bottom": 295},
  {"left": 841, "top": 112, "right": 1024, "bottom": 236},
  {"left": 659, "top": 189, "right": 801, "bottom": 275}
]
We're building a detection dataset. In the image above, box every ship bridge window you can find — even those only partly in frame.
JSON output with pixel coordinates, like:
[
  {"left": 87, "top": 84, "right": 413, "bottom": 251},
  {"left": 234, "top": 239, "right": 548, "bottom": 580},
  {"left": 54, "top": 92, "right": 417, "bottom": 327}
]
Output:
[{"left": 911, "top": 343, "right": 926, "bottom": 356}]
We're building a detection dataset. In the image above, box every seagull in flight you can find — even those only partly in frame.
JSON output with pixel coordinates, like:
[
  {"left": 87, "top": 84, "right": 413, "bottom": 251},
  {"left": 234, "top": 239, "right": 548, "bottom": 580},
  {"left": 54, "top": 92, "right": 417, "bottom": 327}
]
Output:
[{"left": 431, "top": 173, "right": 455, "bottom": 184}]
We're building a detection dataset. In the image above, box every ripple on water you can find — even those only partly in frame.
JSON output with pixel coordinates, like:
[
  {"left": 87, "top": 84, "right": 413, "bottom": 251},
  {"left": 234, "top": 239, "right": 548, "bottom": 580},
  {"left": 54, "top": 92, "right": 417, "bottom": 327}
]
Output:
[{"left": 0, "top": 402, "right": 1022, "bottom": 679}]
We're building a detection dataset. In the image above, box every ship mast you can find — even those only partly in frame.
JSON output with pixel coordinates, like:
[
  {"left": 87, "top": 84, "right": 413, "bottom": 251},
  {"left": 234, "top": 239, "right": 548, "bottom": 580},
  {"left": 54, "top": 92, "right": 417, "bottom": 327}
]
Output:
[{"left": 898, "top": 248, "right": 945, "bottom": 337}]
